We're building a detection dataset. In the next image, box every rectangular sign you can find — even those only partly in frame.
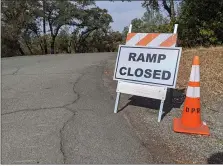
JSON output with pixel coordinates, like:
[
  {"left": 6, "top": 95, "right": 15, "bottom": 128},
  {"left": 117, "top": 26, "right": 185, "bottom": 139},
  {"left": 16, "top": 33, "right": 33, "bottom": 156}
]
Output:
[{"left": 113, "top": 45, "right": 182, "bottom": 88}]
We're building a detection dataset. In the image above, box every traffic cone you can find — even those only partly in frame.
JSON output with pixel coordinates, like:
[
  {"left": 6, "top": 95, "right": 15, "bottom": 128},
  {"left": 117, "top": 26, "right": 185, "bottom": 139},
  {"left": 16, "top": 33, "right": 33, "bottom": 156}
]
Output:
[{"left": 173, "top": 56, "right": 210, "bottom": 135}]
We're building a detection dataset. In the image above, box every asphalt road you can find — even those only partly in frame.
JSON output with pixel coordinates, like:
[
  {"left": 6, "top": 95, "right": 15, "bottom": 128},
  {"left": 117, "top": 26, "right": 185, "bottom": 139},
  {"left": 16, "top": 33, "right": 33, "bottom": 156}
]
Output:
[{"left": 1, "top": 53, "right": 153, "bottom": 164}]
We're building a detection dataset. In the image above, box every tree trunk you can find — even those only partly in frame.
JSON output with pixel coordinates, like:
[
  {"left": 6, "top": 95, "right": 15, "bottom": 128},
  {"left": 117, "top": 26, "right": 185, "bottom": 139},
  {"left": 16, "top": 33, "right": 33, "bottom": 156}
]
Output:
[
  {"left": 67, "top": 39, "right": 72, "bottom": 53},
  {"left": 43, "top": 0, "right": 47, "bottom": 54},
  {"left": 25, "top": 40, "right": 33, "bottom": 55},
  {"left": 169, "top": 0, "right": 175, "bottom": 21},
  {"left": 39, "top": 42, "right": 44, "bottom": 54},
  {"left": 162, "top": 0, "right": 175, "bottom": 21},
  {"left": 50, "top": 36, "right": 55, "bottom": 54},
  {"left": 19, "top": 45, "right": 25, "bottom": 55}
]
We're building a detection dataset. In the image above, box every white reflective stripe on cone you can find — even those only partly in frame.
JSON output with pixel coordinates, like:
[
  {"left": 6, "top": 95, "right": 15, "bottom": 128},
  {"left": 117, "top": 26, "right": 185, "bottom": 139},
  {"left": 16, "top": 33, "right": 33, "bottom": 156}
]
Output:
[
  {"left": 189, "top": 65, "right": 200, "bottom": 82},
  {"left": 186, "top": 86, "right": 200, "bottom": 98}
]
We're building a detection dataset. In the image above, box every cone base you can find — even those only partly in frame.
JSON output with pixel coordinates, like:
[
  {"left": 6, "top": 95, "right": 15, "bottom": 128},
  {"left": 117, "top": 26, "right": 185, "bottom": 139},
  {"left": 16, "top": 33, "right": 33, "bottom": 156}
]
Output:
[{"left": 173, "top": 118, "right": 210, "bottom": 136}]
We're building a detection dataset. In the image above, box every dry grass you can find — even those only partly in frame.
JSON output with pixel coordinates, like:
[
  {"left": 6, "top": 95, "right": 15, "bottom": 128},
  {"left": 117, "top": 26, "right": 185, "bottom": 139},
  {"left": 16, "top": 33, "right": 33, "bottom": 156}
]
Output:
[{"left": 177, "top": 46, "right": 223, "bottom": 111}]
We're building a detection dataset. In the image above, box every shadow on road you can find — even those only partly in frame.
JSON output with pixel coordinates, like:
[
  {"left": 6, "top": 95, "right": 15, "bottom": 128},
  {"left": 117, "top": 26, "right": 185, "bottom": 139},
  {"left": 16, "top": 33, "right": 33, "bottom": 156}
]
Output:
[
  {"left": 207, "top": 152, "right": 223, "bottom": 164},
  {"left": 118, "top": 88, "right": 186, "bottom": 120}
]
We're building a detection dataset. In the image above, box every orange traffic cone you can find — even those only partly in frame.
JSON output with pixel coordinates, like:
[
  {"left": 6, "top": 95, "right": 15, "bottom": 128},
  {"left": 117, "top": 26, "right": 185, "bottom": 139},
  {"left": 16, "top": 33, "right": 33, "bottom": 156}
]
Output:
[{"left": 173, "top": 56, "right": 210, "bottom": 135}]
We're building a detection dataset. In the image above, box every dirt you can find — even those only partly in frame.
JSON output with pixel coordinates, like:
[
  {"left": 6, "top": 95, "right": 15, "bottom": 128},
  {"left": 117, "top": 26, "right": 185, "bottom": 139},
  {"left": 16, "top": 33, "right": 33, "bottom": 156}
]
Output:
[{"left": 102, "top": 47, "right": 223, "bottom": 164}]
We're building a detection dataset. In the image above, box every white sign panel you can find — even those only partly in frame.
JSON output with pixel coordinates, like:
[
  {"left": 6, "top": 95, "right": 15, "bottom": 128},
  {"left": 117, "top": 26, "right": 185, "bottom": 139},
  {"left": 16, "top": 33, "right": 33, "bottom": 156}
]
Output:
[
  {"left": 117, "top": 81, "right": 167, "bottom": 100},
  {"left": 114, "top": 45, "right": 182, "bottom": 88}
]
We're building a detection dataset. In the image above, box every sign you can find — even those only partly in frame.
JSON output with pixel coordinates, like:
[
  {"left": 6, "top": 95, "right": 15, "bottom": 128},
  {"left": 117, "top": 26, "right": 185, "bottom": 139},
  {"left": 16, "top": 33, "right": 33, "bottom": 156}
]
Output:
[
  {"left": 113, "top": 24, "right": 180, "bottom": 123},
  {"left": 114, "top": 45, "right": 182, "bottom": 88}
]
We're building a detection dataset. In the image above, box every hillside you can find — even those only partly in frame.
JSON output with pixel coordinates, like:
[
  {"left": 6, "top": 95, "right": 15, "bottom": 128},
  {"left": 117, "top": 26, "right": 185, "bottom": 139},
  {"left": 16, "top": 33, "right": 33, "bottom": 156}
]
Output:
[{"left": 177, "top": 46, "right": 223, "bottom": 111}]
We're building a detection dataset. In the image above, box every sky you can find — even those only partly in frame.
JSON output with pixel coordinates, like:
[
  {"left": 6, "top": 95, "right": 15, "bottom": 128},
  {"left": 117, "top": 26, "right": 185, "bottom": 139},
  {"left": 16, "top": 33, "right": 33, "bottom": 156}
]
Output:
[{"left": 96, "top": 1, "right": 146, "bottom": 32}]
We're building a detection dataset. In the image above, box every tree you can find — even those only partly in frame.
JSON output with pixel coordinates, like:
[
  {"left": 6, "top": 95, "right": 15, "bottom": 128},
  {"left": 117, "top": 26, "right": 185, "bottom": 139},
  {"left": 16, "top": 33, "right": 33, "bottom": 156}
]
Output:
[
  {"left": 178, "top": 0, "right": 223, "bottom": 46},
  {"left": 131, "top": 18, "right": 146, "bottom": 33},
  {"left": 142, "top": 9, "right": 168, "bottom": 26},
  {"left": 121, "top": 26, "right": 129, "bottom": 42},
  {"left": 71, "top": 7, "right": 113, "bottom": 53},
  {"left": 1, "top": 0, "right": 39, "bottom": 57},
  {"left": 55, "top": 27, "right": 70, "bottom": 53},
  {"left": 70, "top": 26, "right": 122, "bottom": 53},
  {"left": 44, "top": 0, "right": 95, "bottom": 54},
  {"left": 1, "top": 0, "right": 119, "bottom": 56},
  {"left": 124, "top": 9, "right": 168, "bottom": 35},
  {"left": 107, "top": 31, "right": 123, "bottom": 51},
  {"left": 142, "top": 0, "right": 176, "bottom": 22}
]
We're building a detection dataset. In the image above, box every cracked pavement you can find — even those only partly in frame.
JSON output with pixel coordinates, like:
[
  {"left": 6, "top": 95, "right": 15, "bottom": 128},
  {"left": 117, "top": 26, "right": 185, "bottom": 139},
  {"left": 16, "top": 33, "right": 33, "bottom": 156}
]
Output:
[{"left": 1, "top": 53, "right": 153, "bottom": 164}]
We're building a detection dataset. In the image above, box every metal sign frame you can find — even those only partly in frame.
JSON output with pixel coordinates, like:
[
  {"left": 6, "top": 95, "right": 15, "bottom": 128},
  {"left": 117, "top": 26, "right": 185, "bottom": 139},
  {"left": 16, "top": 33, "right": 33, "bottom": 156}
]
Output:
[{"left": 113, "top": 24, "right": 179, "bottom": 122}]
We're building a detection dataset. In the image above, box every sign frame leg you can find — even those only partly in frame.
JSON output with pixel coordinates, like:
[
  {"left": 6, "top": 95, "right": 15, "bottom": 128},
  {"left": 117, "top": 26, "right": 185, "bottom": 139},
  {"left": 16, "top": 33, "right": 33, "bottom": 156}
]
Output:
[
  {"left": 158, "top": 100, "right": 165, "bottom": 122},
  {"left": 114, "top": 92, "right": 121, "bottom": 113}
]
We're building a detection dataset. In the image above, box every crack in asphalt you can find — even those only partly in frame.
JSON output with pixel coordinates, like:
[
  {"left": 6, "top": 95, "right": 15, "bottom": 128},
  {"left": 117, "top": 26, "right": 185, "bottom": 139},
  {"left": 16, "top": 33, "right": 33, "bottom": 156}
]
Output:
[
  {"left": 2, "top": 71, "right": 85, "bottom": 164},
  {"left": 57, "top": 64, "right": 106, "bottom": 164},
  {"left": 59, "top": 110, "right": 76, "bottom": 164},
  {"left": 2, "top": 67, "right": 21, "bottom": 76},
  {"left": 1, "top": 73, "right": 84, "bottom": 116},
  {"left": 63, "top": 73, "right": 84, "bottom": 108},
  {"left": 57, "top": 73, "right": 85, "bottom": 164},
  {"left": 1, "top": 106, "right": 65, "bottom": 116},
  {"left": 2, "top": 62, "right": 105, "bottom": 164},
  {"left": 12, "top": 67, "right": 20, "bottom": 75}
]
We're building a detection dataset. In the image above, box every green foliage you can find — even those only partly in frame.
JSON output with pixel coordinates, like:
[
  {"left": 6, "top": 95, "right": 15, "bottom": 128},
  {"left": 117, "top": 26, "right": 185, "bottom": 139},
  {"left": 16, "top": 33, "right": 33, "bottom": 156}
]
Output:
[
  {"left": 1, "top": 0, "right": 122, "bottom": 57},
  {"left": 142, "top": 0, "right": 159, "bottom": 12},
  {"left": 121, "top": 26, "right": 129, "bottom": 42},
  {"left": 1, "top": 0, "right": 40, "bottom": 57},
  {"left": 44, "top": 0, "right": 96, "bottom": 54},
  {"left": 142, "top": 0, "right": 176, "bottom": 21},
  {"left": 70, "top": 28, "right": 122, "bottom": 53},
  {"left": 142, "top": 10, "right": 168, "bottom": 25},
  {"left": 55, "top": 27, "right": 71, "bottom": 53},
  {"left": 128, "top": 10, "right": 171, "bottom": 34},
  {"left": 178, "top": 0, "right": 223, "bottom": 47}
]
